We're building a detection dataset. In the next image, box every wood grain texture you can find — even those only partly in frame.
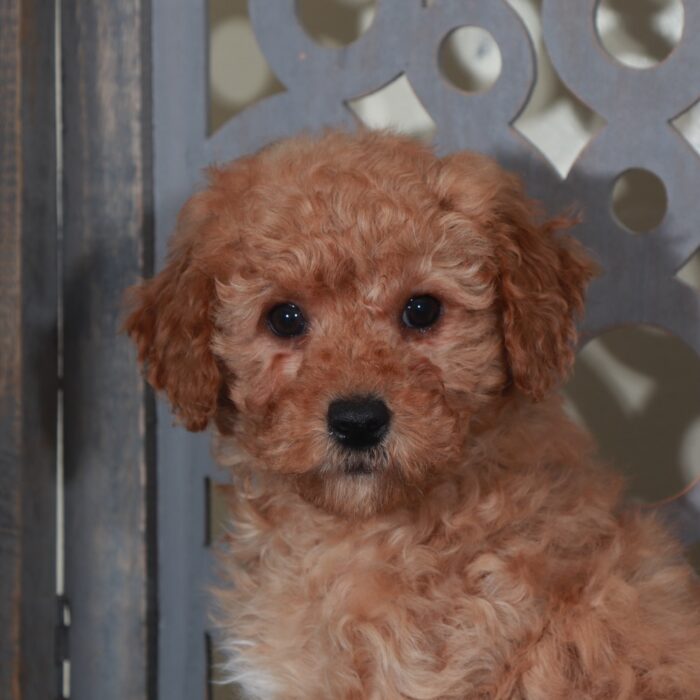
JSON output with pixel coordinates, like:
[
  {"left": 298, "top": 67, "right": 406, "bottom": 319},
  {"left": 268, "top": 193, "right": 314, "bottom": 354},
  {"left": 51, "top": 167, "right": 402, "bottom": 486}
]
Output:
[
  {"left": 61, "top": 1, "right": 155, "bottom": 698},
  {"left": 0, "top": 0, "right": 58, "bottom": 698},
  {"left": 0, "top": 0, "right": 23, "bottom": 693}
]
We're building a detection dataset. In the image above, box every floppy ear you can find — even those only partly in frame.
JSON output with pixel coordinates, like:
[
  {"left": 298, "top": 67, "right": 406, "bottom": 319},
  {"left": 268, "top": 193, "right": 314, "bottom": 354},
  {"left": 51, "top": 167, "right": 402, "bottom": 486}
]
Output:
[
  {"left": 433, "top": 153, "right": 598, "bottom": 401},
  {"left": 124, "top": 192, "right": 223, "bottom": 431}
]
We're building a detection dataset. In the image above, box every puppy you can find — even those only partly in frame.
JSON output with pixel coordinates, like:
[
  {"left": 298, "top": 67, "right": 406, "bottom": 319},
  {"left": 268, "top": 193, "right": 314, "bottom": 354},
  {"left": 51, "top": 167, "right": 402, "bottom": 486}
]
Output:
[{"left": 126, "top": 131, "right": 700, "bottom": 699}]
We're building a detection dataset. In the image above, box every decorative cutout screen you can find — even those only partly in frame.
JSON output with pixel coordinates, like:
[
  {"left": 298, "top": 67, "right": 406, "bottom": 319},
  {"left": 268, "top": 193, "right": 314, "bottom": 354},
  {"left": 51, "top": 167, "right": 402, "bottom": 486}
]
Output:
[{"left": 152, "top": 2, "right": 700, "bottom": 697}]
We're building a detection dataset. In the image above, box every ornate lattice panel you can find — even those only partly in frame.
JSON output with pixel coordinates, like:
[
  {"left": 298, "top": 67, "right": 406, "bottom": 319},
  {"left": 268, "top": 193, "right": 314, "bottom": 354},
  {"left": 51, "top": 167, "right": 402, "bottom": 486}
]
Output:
[{"left": 151, "top": 2, "right": 700, "bottom": 698}]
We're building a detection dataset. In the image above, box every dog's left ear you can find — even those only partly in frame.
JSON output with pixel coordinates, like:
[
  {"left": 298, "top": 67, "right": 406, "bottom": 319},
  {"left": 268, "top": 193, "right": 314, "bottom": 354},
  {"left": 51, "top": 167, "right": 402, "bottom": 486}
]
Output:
[
  {"left": 431, "top": 152, "right": 598, "bottom": 401},
  {"left": 124, "top": 189, "right": 225, "bottom": 431}
]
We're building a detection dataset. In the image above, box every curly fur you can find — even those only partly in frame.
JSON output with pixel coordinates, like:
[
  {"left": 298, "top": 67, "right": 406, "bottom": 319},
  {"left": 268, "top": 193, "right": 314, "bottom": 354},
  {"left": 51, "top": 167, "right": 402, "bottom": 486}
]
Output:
[{"left": 125, "top": 130, "right": 700, "bottom": 699}]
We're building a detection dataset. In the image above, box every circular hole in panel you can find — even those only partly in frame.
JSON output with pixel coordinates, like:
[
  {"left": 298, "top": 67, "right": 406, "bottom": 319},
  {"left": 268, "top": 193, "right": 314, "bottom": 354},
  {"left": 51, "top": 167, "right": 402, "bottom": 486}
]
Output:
[
  {"left": 595, "top": 0, "right": 684, "bottom": 69},
  {"left": 563, "top": 325, "right": 700, "bottom": 504},
  {"left": 439, "top": 26, "right": 502, "bottom": 94},
  {"left": 611, "top": 168, "right": 667, "bottom": 233},
  {"left": 296, "top": 0, "right": 377, "bottom": 48}
]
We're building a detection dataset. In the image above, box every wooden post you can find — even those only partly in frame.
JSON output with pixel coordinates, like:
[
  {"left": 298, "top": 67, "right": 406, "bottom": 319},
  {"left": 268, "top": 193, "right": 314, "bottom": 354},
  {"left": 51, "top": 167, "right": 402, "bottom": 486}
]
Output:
[
  {"left": 61, "top": 1, "right": 155, "bottom": 698},
  {"left": 0, "top": 1, "right": 58, "bottom": 698}
]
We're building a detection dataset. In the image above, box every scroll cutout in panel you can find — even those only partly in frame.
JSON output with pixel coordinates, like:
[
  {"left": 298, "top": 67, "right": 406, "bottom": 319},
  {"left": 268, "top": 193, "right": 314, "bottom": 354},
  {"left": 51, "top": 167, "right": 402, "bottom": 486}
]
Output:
[
  {"left": 296, "top": 0, "right": 377, "bottom": 48},
  {"left": 564, "top": 325, "right": 700, "bottom": 504},
  {"left": 508, "top": 0, "right": 606, "bottom": 178},
  {"left": 676, "top": 248, "right": 700, "bottom": 292},
  {"left": 672, "top": 98, "right": 700, "bottom": 158},
  {"left": 209, "top": 0, "right": 285, "bottom": 135},
  {"left": 346, "top": 74, "right": 436, "bottom": 141},
  {"left": 595, "top": 0, "right": 684, "bottom": 69}
]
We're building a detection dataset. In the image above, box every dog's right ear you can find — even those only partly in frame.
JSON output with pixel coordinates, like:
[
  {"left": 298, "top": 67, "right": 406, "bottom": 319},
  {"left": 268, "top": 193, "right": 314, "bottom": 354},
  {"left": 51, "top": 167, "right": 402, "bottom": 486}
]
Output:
[
  {"left": 124, "top": 191, "right": 223, "bottom": 431},
  {"left": 430, "top": 152, "right": 597, "bottom": 401}
]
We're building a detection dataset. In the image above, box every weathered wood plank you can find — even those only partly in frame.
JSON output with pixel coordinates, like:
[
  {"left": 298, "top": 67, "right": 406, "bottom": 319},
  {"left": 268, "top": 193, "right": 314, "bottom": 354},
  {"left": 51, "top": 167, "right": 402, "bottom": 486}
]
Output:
[
  {"left": 0, "top": 0, "right": 58, "bottom": 698},
  {"left": 0, "top": 1, "right": 24, "bottom": 693},
  {"left": 16, "top": 3, "right": 60, "bottom": 696},
  {"left": 61, "top": 1, "right": 155, "bottom": 698}
]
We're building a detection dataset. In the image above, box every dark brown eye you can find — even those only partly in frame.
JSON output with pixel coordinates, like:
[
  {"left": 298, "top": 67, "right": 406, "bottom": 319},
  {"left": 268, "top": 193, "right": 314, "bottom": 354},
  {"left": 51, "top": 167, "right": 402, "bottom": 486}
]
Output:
[
  {"left": 267, "top": 303, "right": 307, "bottom": 338},
  {"left": 402, "top": 295, "right": 441, "bottom": 330}
]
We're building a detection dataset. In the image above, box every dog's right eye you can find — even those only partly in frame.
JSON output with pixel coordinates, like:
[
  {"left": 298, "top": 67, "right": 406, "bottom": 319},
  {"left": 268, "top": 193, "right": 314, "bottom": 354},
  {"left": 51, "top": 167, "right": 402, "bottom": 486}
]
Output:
[
  {"left": 401, "top": 295, "right": 441, "bottom": 330},
  {"left": 267, "top": 302, "right": 307, "bottom": 338}
]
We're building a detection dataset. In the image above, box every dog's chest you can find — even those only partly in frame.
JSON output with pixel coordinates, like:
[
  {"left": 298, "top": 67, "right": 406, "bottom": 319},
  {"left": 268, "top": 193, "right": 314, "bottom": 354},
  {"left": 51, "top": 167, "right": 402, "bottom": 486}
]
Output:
[{"left": 219, "top": 516, "right": 543, "bottom": 699}]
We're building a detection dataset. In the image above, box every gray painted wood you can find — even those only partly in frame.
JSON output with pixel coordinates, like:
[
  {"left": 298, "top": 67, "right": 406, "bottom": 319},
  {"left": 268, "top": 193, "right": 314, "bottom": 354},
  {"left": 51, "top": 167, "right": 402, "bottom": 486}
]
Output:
[
  {"left": 61, "top": 1, "right": 155, "bottom": 698},
  {"left": 0, "top": 1, "right": 58, "bottom": 698},
  {"left": 542, "top": 0, "right": 700, "bottom": 350},
  {"left": 151, "top": 3, "right": 212, "bottom": 697},
  {"left": 151, "top": 2, "right": 700, "bottom": 698},
  {"left": 540, "top": 0, "right": 700, "bottom": 541}
]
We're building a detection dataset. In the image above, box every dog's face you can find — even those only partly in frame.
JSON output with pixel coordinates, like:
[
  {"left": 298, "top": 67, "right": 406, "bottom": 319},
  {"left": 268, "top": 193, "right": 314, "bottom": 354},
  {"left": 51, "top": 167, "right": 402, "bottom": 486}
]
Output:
[{"left": 126, "top": 132, "right": 595, "bottom": 517}]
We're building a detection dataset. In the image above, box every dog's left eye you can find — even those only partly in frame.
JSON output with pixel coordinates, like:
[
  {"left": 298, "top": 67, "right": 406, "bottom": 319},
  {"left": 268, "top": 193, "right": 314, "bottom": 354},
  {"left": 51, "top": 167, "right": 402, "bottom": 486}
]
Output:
[
  {"left": 267, "top": 302, "right": 307, "bottom": 338},
  {"left": 402, "top": 295, "right": 441, "bottom": 330}
]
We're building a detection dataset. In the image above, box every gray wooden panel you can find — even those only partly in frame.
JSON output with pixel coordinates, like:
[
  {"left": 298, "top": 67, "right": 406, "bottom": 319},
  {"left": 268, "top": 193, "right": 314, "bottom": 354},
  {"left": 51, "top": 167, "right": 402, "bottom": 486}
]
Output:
[
  {"left": 152, "top": 2, "right": 700, "bottom": 698},
  {"left": 61, "top": 1, "right": 155, "bottom": 698},
  {"left": 542, "top": 0, "right": 700, "bottom": 348},
  {"left": 151, "top": 3, "right": 212, "bottom": 697},
  {"left": 540, "top": 0, "right": 700, "bottom": 542},
  {"left": 0, "top": 0, "right": 58, "bottom": 698}
]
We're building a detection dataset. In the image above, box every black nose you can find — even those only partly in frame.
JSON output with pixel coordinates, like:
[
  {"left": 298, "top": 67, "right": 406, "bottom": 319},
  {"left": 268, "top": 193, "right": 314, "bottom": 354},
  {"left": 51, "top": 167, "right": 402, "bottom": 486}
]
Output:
[{"left": 327, "top": 396, "right": 391, "bottom": 450}]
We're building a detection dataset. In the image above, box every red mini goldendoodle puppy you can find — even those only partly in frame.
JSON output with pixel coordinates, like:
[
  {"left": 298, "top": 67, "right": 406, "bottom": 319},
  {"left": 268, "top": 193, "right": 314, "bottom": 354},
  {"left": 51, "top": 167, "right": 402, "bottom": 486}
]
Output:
[{"left": 126, "top": 131, "right": 700, "bottom": 699}]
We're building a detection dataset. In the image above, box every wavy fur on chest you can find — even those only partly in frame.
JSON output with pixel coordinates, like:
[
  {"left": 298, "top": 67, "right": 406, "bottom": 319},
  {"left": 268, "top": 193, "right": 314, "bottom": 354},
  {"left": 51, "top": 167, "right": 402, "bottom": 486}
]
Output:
[{"left": 213, "top": 401, "right": 700, "bottom": 700}]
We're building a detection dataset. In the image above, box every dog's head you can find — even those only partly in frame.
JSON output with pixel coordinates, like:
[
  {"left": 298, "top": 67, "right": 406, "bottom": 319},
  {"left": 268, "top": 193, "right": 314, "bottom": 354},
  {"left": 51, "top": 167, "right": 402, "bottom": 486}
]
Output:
[{"left": 126, "top": 131, "right": 595, "bottom": 517}]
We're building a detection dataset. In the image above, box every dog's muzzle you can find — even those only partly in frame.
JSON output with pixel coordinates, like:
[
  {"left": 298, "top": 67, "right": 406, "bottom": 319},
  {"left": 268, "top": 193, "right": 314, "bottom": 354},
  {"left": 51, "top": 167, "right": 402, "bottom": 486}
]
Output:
[{"left": 327, "top": 396, "right": 391, "bottom": 451}]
